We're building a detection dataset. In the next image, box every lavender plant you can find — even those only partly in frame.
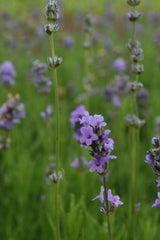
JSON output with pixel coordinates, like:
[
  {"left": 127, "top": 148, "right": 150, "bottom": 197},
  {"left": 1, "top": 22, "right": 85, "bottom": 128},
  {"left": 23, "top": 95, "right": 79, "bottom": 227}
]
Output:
[
  {"left": 145, "top": 137, "right": 160, "bottom": 207},
  {"left": 44, "top": 1, "right": 62, "bottom": 239},
  {"left": 126, "top": 0, "right": 145, "bottom": 238},
  {"left": 70, "top": 105, "right": 123, "bottom": 240}
]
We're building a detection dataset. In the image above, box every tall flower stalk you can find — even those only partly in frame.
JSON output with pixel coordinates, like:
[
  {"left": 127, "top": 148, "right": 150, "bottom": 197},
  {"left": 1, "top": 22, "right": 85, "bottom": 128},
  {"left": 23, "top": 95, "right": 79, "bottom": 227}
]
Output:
[
  {"left": 126, "top": 0, "right": 144, "bottom": 239},
  {"left": 44, "top": 1, "right": 62, "bottom": 240},
  {"left": 70, "top": 106, "right": 123, "bottom": 240}
]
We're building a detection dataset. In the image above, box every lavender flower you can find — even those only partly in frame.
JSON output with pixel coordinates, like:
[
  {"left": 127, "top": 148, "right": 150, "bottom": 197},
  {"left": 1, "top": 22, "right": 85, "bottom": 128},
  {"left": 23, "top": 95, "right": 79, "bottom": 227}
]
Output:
[
  {"left": 108, "top": 189, "right": 123, "bottom": 207},
  {"left": 92, "top": 185, "right": 104, "bottom": 203},
  {"left": 70, "top": 106, "right": 116, "bottom": 175},
  {"left": 80, "top": 126, "right": 98, "bottom": 146},
  {"left": 145, "top": 137, "right": 160, "bottom": 207},
  {"left": 36, "top": 78, "right": 52, "bottom": 94},
  {"left": 71, "top": 157, "right": 89, "bottom": 172},
  {"left": 113, "top": 58, "right": 126, "bottom": 73},
  {"left": 71, "top": 106, "right": 123, "bottom": 221},
  {"left": 30, "top": 60, "right": 52, "bottom": 94},
  {"left": 92, "top": 186, "right": 123, "bottom": 214},
  {"left": 0, "top": 94, "right": 25, "bottom": 130},
  {"left": 156, "top": 117, "right": 160, "bottom": 136},
  {"left": 40, "top": 104, "right": 53, "bottom": 123},
  {"left": 152, "top": 192, "right": 160, "bottom": 207},
  {"left": 62, "top": 36, "right": 74, "bottom": 50},
  {"left": 0, "top": 61, "right": 16, "bottom": 87},
  {"left": 36, "top": 27, "right": 45, "bottom": 38},
  {"left": 104, "top": 75, "right": 129, "bottom": 115}
]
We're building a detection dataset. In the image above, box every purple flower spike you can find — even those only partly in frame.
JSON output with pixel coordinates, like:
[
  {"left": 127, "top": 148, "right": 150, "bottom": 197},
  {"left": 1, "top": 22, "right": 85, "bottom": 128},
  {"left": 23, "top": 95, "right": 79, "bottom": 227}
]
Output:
[
  {"left": 80, "top": 126, "right": 98, "bottom": 146},
  {"left": 152, "top": 192, "right": 160, "bottom": 207},
  {"left": 0, "top": 61, "right": 16, "bottom": 87},
  {"left": 108, "top": 189, "right": 123, "bottom": 207},
  {"left": 92, "top": 186, "right": 104, "bottom": 203}
]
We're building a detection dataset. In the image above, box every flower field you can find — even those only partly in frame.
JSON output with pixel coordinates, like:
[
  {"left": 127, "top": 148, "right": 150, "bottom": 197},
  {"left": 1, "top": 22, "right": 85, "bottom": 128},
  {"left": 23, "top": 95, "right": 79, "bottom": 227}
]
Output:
[{"left": 1, "top": 0, "right": 160, "bottom": 239}]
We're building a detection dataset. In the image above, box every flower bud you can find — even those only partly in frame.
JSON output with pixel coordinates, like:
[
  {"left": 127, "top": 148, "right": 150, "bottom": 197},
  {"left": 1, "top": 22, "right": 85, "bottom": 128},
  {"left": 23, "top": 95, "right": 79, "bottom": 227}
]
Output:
[
  {"left": 47, "top": 56, "right": 62, "bottom": 68},
  {"left": 44, "top": 24, "right": 53, "bottom": 35},
  {"left": 127, "top": 0, "right": 140, "bottom": 7},
  {"left": 127, "top": 11, "right": 143, "bottom": 21},
  {"left": 152, "top": 137, "right": 160, "bottom": 148}
]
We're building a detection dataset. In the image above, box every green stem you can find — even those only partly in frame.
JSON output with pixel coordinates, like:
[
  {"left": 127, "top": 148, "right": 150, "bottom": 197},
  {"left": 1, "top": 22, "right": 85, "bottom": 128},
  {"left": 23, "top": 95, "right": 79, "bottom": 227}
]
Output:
[
  {"left": 84, "top": 32, "right": 90, "bottom": 110},
  {"left": 103, "top": 177, "right": 112, "bottom": 240},
  {"left": 50, "top": 34, "right": 60, "bottom": 240},
  {"left": 129, "top": 6, "right": 139, "bottom": 240}
]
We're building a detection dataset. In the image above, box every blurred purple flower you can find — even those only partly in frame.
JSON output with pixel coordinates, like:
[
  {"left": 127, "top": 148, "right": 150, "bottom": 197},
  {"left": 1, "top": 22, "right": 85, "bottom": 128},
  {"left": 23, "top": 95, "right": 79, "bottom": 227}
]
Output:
[
  {"left": 0, "top": 94, "right": 25, "bottom": 130},
  {"left": 62, "top": 36, "right": 74, "bottom": 50},
  {"left": 36, "top": 27, "right": 45, "bottom": 38},
  {"left": 0, "top": 61, "right": 16, "bottom": 87},
  {"left": 30, "top": 60, "right": 52, "bottom": 94},
  {"left": 71, "top": 156, "right": 89, "bottom": 172},
  {"left": 70, "top": 105, "right": 89, "bottom": 128},
  {"left": 113, "top": 58, "right": 126, "bottom": 73},
  {"left": 40, "top": 104, "right": 53, "bottom": 123}
]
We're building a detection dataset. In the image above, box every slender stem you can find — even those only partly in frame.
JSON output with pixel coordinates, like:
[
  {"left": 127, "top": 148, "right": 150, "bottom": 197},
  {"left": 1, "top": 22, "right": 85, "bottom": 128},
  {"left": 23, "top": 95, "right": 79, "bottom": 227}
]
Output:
[
  {"left": 103, "top": 177, "right": 112, "bottom": 240},
  {"left": 50, "top": 34, "right": 60, "bottom": 240},
  {"left": 84, "top": 32, "right": 90, "bottom": 110},
  {"left": 129, "top": 6, "right": 140, "bottom": 240}
]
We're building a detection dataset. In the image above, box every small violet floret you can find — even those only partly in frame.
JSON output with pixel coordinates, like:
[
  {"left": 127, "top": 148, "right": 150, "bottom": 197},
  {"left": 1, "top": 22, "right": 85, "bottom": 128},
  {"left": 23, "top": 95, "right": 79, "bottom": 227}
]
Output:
[
  {"left": 80, "top": 126, "right": 98, "bottom": 146},
  {"left": 152, "top": 192, "right": 160, "bottom": 207},
  {"left": 108, "top": 189, "right": 123, "bottom": 207},
  {"left": 92, "top": 186, "right": 123, "bottom": 208}
]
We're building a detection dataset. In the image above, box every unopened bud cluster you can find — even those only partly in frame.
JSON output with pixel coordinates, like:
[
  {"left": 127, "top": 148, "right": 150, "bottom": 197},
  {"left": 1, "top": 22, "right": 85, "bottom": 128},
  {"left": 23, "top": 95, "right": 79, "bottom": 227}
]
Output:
[
  {"left": 126, "top": 0, "right": 145, "bottom": 128},
  {"left": 44, "top": 0, "right": 63, "bottom": 69},
  {"left": 125, "top": 114, "right": 145, "bottom": 128},
  {"left": 127, "top": 10, "right": 143, "bottom": 22},
  {"left": 44, "top": 0, "right": 60, "bottom": 35},
  {"left": 127, "top": 39, "right": 144, "bottom": 75},
  {"left": 47, "top": 56, "right": 62, "bottom": 68},
  {"left": 45, "top": 162, "right": 63, "bottom": 184},
  {"left": 82, "top": 15, "right": 93, "bottom": 50},
  {"left": 127, "top": 0, "right": 140, "bottom": 7},
  {"left": 128, "top": 81, "right": 143, "bottom": 93}
]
